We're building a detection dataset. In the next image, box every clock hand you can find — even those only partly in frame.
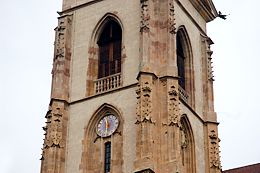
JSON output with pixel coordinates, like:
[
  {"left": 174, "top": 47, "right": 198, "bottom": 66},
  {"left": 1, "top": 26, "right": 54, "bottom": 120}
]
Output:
[{"left": 105, "top": 117, "right": 108, "bottom": 134}]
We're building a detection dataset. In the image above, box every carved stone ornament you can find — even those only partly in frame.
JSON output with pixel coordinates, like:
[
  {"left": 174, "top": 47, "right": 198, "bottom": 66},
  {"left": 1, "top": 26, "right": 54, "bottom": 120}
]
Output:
[
  {"left": 42, "top": 107, "right": 65, "bottom": 149},
  {"left": 136, "top": 81, "right": 153, "bottom": 124},
  {"left": 160, "top": 78, "right": 167, "bottom": 87},
  {"left": 168, "top": 85, "right": 180, "bottom": 126},
  {"left": 168, "top": 0, "right": 176, "bottom": 34},
  {"left": 54, "top": 17, "right": 72, "bottom": 60},
  {"left": 209, "top": 130, "right": 221, "bottom": 169},
  {"left": 55, "top": 19, "right": 66, "bottom": 59},
  {"left": 206, "top": 39, "right": 214, "bottom": 81},
  {"left": 140, "top": 0, "right": 150, "bottom": 33},
  {"left": 52, "top": 15, "right": 72, "bottom": 75},
  {"left": 40, "top": 148, "right": 45, "bottom": 160}
]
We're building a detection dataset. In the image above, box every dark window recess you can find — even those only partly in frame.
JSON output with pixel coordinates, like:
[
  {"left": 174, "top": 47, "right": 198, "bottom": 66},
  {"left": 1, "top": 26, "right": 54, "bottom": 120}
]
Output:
[
  {"left": 104, "top": 142, "right": 111, "bottom": 173},
  {"left": 177, "top": 33, "right": 186, "bottom": 90},
  {"left": 98, "top": 20, "right": 122, "bottom": 78}
]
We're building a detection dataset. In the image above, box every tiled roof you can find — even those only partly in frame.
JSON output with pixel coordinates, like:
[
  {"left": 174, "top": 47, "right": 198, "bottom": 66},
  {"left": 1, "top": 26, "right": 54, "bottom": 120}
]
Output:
[{"left": 222, "top": 163, "right": 260, "bottom": 173}]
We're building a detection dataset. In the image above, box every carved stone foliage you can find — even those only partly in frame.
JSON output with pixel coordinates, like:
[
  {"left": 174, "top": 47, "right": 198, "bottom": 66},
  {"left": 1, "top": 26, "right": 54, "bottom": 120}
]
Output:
[
  {"left": 168, "top": 85, "right": 180, "bottom": 126},
  {"left": 43, "top": 106, "right": 65, "bottom": 149},
  {"left": 55, "top": 16, "right": 72, "bottom": 59},
  {"left": 55, "top": 19, "right": 66, "bottom": 59},
  {"left": 50, "top": 15, "right": 72, "bottom": 101},
  {"left": 136, "top": 81, "right": 153, "bottom": 123},
  {"left": 209, "top": 130, "right": 221, "bottom": 169},
  {"left": 160, "top": 78, "right": 167, "bottom": 87},
  {"left": 52, "top": 15, "right": 72, "bottom": 75},
  {"left": 168, "top": 0, "right": 176, "bottom": 34},
  {"left": 206, "top": 39, "right": 214, "bottom": 81},
  {"left": 140, "top": 0, "right": 150, "bottom": 33}
]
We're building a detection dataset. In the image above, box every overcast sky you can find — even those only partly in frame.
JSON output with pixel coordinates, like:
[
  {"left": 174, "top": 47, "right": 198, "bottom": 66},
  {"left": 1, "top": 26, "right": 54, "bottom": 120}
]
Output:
[
  {"left": 208, "top": 0, "right": 260, "bottom": 170},
  {"left": 1, "top": 0, "right": 260, "bottom": 173}
]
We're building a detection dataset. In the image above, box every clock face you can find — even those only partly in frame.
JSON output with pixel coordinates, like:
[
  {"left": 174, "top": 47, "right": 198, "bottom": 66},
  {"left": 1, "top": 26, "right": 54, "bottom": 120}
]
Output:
[{"left": 97, "top": 114, "right": 119, "bottom": 137}]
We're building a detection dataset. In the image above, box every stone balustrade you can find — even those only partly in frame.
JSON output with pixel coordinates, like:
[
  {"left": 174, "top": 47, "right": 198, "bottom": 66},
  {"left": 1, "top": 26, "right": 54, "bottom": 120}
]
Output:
[
  {"left": 178, "top": 85, "right": 189, "bottom": 103},
  {"left": 94, "top": 73, "right": 122, "bottom": 93}
]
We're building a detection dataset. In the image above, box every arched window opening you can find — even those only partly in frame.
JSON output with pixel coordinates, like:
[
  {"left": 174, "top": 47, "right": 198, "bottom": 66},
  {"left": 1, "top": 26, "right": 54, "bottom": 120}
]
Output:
[
  {"left": 97, "top": 20, "right": 122, "bottom": 79},
  {"left": 104, "top": 142, "right": 111, "bottom": 173},
  {"left": 177, "top": 32, "right": 186, "bottom": 90},
  {"left": 180, "top": 115, "right": 196, "bottom": 173},
  {"left": 80, "top": 104, "right": 123, "bottom": 173},
  {"left": 176, "top": 27, "right": 195, "bottom": 106}
]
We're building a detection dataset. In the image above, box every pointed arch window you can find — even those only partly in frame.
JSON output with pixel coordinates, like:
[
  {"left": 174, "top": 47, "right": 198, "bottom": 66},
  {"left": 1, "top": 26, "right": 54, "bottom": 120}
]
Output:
[
  {"left": 180, "top": 116, "right": 196, "bottom": 173},
  {"left": 176, "top": 28, "right": 194, "bottom": 106},
  {"left": 80, "top": 104, "right": 123, "bottom": 173},
  {"left": 97, "top": 20, "right": 122, "bottom": 79},
  {"left": 177, "top": 32, "right": 186, "bottom": 90}
]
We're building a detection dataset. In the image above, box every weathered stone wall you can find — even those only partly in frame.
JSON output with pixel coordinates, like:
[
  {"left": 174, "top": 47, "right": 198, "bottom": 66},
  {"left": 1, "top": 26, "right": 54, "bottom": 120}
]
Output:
[
  {"left": 66, "top": 87, "right": 137, "bottom": 173},
  {"left": 68, "top": 0, "right": 140, "bottom": 102}
]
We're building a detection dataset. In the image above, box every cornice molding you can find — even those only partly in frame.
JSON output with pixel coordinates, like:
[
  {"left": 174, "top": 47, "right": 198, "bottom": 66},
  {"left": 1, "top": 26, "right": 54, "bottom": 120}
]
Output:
[
  {"left": 59, "top": 0, "right": 104, "bottom": 15},
  {"left": 189, "top": 0, "right": 218, "bottom": 22}
]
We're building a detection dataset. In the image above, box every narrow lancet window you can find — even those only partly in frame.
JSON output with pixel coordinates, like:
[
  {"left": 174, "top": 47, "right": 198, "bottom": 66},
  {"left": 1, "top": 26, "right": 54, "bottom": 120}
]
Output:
[
  {"left": 104, "top": 142, "right": 111, "bottom": 173},
  {"left": 177, "top": 32, "right": 186, "bottom": 90}
]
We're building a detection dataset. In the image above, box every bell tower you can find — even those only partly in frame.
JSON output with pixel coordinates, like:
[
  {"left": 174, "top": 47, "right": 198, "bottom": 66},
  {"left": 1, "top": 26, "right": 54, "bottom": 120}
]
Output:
[{"left": 40, "top": 0, "right": 222, "bottom": 173}]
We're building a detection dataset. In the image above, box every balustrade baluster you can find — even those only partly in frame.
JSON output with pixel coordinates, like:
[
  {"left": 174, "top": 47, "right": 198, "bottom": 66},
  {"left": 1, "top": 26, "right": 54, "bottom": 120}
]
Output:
[
  {"left": 97, "top": 81, "right": 100, "bottom": 93},
  {"left": 94, "top": 73, "right": 122, "bottom": 94},
  {"left": 117, "top": 75, "right": 119, "bottom": 87},
  {"left": 95, "top": 81, "right": 98, "bottom": 93},
  {"left": 178, "top": 85, "right": 189, "bottom": 103},
  {"left": 111, "top": 77, "right": 114, "bottom": 89},
  {"left": 107, "top": 78, "right": 111, "bottom": 90},
  {"left": 110, "top": 77, "right": 113, "bottom": 89}
]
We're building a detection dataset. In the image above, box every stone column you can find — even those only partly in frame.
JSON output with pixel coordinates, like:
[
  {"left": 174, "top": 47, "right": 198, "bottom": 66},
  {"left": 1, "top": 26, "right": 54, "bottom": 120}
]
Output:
[
  {"left": 207, "top": 125, "right": 222, "bottom": 173},
  {"left": 134, "top": 73, "right": 156, "bottom": 173},
  {"left": 201, "top": 35, "right": 221, "bottom": 173},
  {"left": 158, "top": 1, "right": 181, "bottom": 171},
  {"left": 160, "top": 78, "right": 182, "bottom": 173},
  {"left": 139, "top": 0, "right": 152, "bottom": 73},
  {"left": 163, "top": 0, "right": 177, "bottom": 77},
  {"left": 201, "top": 35, "right": 216, "bottom": 121},
  {"left": 40, "top": 14, "right": 72, "bottom": 173},
  {"left": 50, "top": 15, "right": 72, "bottom": 101}
]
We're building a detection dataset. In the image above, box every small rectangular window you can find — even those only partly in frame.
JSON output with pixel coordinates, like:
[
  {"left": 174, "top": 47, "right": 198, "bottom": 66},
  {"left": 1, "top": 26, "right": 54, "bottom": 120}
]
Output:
[{"left": 104, "top": 142, "right": 111, "bottom": 173}]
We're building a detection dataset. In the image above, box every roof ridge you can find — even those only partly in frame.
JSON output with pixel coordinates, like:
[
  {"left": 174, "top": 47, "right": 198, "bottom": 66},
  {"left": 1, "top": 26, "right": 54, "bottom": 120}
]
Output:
[{"left": 223, "top": 163, "right": 260, "bottom": 172}]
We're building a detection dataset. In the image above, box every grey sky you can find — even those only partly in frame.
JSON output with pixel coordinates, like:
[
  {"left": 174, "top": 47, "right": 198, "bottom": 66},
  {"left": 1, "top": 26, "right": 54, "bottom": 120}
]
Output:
[
  {"left": 0, "top": 0, "right": 259, "bottom": 172},
  {"left": 208, "top": 0, "right": 260, "bottom": 170}
]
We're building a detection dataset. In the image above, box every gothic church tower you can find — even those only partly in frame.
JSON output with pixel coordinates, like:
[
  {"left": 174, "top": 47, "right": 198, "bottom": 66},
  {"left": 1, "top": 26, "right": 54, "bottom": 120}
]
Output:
[{"left": 40, "top": 0, "right": 221, "bottom": 173}]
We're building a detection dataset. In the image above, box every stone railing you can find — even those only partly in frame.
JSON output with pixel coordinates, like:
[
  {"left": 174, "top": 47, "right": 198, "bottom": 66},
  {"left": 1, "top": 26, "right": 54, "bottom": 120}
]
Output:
[
  {"left": 178, "top": 85, "right": 189, "bottom": 103},
  {"left": 94, "top": 73, "right": 122, "bottom": 93}
]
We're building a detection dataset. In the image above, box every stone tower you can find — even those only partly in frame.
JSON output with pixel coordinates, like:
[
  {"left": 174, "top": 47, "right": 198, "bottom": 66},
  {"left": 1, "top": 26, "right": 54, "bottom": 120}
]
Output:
[{"left": 40, "top": 0, "right": 221, "bottom": 173}]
